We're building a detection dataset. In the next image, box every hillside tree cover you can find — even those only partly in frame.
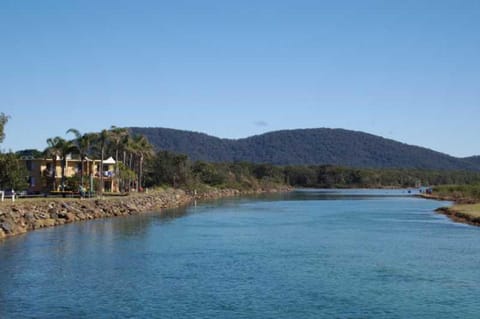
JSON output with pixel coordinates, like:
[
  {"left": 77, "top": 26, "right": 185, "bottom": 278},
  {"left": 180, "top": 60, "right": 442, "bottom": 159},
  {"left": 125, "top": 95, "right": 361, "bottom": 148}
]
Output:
[
  {"left": 130, "top": 127, "right": 480, "bottom": 171},
  {"left": 18, "top": 126, "right": 480, "bottom": 193}
]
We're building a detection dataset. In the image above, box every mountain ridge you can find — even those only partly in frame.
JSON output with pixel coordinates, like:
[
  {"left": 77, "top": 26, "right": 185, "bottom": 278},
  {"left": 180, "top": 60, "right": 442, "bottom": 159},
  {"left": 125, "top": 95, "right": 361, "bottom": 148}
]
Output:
[{"left": 130, "top": 127, "right": 479, "bottom": 171}]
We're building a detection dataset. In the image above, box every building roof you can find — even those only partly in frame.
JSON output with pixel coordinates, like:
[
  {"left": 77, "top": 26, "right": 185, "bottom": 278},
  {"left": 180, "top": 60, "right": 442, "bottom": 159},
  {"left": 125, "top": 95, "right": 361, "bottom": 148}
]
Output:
[{"left": 103, "top": 156, "right": 116, "bottom": 164}]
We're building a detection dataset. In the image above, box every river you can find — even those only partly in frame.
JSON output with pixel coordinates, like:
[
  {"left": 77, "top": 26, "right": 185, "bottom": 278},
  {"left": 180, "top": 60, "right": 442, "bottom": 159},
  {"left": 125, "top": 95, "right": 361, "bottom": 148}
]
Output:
[{"left": 1, "top": 189, "right": 480, "bottom": 318}]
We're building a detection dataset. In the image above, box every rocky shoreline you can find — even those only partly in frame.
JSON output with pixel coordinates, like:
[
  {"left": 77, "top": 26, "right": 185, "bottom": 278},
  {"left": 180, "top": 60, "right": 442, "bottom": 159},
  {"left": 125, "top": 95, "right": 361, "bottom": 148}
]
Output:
[{"left": 0, "top": 186, "right": 291, "bottom": 239}]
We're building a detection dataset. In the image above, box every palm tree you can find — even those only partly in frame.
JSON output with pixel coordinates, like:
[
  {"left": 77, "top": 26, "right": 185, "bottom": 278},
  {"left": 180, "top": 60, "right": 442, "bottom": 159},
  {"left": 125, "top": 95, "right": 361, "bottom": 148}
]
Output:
[
  {"left": 57, "top": 138, "right": 76, "bottom": 192},
  {"left": 120, "top": 134, "right": 135, "bottom": 191},
  {"left": 108, "top": 126, "right": 128, "bottom": 190},
  {"left": 44, "top": 137, "right": 62, "bottom": 191},
  {"left": 131, "top": 134, "right": 154, "bottom": 191},
  {"left": 66, "top": 129, "right": 94, "bottom": 188},
  {"left": 94, "top": 129, "right": 110, "bottom": 194},
  {"left": 44, "top": 137, "right": 76, "bottom": 192}
]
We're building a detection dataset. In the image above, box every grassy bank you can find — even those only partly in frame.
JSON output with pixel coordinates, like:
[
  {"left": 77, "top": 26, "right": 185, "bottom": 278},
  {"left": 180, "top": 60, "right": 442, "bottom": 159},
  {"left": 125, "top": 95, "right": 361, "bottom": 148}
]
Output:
[
  {"left": 436, "top": 204, "right": 480, "bottom": 226},
  {"left": 429, "top": 184, "right": 480, "bottom": 226}
]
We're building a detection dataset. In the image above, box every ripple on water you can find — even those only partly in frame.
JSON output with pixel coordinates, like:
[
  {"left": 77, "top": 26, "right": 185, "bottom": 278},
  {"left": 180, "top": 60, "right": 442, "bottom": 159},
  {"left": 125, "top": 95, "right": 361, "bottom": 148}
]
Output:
[{"left": 1, "top": 190, "right": 480, "bottom": 318}]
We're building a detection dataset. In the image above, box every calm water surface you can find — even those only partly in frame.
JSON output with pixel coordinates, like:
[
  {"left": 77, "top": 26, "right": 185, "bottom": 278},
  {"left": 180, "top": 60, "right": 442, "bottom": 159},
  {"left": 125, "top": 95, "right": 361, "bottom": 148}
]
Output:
[{"left": 1, "top": 189, "right": 480, "bottom": 318}]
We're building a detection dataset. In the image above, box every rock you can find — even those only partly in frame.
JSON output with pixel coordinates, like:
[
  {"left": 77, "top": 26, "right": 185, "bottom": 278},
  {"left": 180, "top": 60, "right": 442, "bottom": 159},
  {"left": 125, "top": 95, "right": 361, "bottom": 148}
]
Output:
[
  {"left": 58, "top": 212, "right": 76, "bottom": 222},
  {"left": 48, "top": 207, "right": 58, "bottom": 215},
  {"left": 7, "top": 211, "right": 18, "bottom": 220},
  {"left": 24, "top": 212, "right": 35, "bottom": 221},
  {"left": 33, "top": 220, "right": 44, "bottom": 229},
  {"left": 0, "top": 222, "right": 13, "bottom": 234},
  {"left": 48, "top": 202, "right": 56, "bottom": 209},
  {"left": 127, "top": 204, "right": 138, "bottom": 212},
  {"left": 38, "top": 212, "right": 49, "bottom": 219},
  {"left": 43, "top": 219, "right": 56, "bottom": 227}
]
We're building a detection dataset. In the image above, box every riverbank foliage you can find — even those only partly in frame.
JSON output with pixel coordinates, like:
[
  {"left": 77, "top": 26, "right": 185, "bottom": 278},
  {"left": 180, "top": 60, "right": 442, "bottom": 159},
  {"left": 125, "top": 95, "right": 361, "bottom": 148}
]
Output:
[
  {"left": 0, "top": 114, "right": 29, "bottom": 191},
  {"left": 144, "top": 150, "right": 480, "bottom": 190},
  {"left": 0, "top": 153, "right": 29, "bottom": 191},
  {"left": 10, "top": 121, "right": 480, "bottom": 195},
  {"left": 433, "top": 184, "right": 480, "bottom": 202}
]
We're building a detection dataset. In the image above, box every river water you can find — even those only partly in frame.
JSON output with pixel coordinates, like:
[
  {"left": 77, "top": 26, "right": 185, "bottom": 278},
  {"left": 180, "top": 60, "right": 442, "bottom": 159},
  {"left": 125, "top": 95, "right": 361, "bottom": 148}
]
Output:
[{"left": 1, "top": 189, "right": 480, "bottom": 318}]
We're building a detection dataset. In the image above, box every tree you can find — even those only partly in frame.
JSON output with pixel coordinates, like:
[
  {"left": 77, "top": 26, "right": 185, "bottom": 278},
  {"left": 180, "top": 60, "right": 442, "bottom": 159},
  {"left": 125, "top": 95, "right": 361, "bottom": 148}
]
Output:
[
  {"left": 57, "top": 138, "right": 77, "bottom": 192},
  {"left": 0, "top": 113, "right": 10, "bottom": 145},
  {"left": 67, "top": 128, "right": 95, "bottom": 186},
  {"left": 44, "top": 137, "right": 76, "bottom": 192},
  {"left": 118, "top": 133, "right": 135, "bottom": 191},
  {"left": 0, "top": 153, "right": 29, "bottom": 191},
  {"left": 66, "top": 129, "right": 94, "bottom": 188},
  {"left": 131, "top": 134, "right": 154, "bottom": 191},
  {"left": 44, "top": 137, "right": 62, "bottom": 191},
  {"left": 94, "top": 129, "right": 110, "bottom": 194},
  {"left": 0, "top": 114, "right": 28, "bottom": 191},
  {"left": 146, "top": 151, "right": 191, "bottom": 188},
  {"left": 108, "top": 126, "right": 129, "bottom": 190}
]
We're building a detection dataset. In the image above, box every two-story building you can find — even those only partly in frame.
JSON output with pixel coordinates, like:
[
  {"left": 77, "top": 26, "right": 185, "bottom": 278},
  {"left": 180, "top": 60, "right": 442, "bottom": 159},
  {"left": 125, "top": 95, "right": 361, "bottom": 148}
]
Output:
[{"left": 21, "top": 155, "right": 119, "bottom": 194}]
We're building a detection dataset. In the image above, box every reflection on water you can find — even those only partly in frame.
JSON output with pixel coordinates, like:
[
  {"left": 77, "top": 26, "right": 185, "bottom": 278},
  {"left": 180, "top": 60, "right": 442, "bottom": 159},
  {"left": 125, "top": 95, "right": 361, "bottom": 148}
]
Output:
[{"left": 1, "top": 189, "right": 479, "bottom": 319}]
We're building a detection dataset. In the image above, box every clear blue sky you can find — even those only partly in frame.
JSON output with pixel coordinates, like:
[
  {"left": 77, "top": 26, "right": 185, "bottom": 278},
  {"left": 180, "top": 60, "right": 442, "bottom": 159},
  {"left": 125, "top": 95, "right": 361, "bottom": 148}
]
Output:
[{"left": 1, "top": 0, "right": 479, "bottom": 157}]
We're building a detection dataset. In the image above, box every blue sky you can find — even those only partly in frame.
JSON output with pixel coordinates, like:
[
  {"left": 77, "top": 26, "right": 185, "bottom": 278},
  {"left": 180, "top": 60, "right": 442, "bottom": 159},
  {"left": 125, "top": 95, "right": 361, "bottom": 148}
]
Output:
[{"left": 1, "top": 0, "right": 479, "bottom": 157}]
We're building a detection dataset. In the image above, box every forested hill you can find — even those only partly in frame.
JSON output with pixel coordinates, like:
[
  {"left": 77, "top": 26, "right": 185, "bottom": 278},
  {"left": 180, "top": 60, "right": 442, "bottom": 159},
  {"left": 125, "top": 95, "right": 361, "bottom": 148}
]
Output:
[
  {"left": 464, "top": 156, "right": 480, "bottom": 167},
  {"left": 130, "top": 127, "right": 479, "bottom": 171}
]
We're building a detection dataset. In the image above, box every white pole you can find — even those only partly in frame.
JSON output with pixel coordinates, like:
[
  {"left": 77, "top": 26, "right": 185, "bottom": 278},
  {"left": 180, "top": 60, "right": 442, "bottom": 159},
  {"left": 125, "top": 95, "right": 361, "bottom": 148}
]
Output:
[
  {"left": 0, "top": 191, "right": 4, "bottom": 202},
  {"left": 11, "top": 189, "right": 15, "bottom": 202}
]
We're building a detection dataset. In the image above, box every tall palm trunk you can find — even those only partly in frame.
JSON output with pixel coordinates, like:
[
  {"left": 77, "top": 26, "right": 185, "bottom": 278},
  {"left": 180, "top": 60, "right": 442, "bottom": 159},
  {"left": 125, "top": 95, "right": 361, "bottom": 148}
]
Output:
[
  {"left": 122, "top": 150, "right": 127, "bottom": 192},
  {"left": 61, "top": 157, "right": 66, "bottom": 192},
  {"left": 115, "top": 148, "right": 119, "bottom": 191},
  {"left": 128, "top": 152, "right": 133, "bottom": 191},
  {"left": 139, "top": 154, "right": 144, "bottom": 191},
  {"left": 80, "top": 155, "right": 84, "bottom": 187},
  {"left": 52, "top": 157, "right": 57, "bottom": 191},
  {"left": 100, "top": 146, "right": 104, "bottom": 194}
]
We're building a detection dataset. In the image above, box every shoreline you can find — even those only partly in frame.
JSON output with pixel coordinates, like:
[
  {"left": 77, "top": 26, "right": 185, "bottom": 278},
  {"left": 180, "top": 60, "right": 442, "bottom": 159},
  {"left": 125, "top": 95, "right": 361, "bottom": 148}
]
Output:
[
  {"left": 435, "top": 206, "right": 480, "bottom": 227},
  {"left": 0, "top": 186, "right": 292, "bottom": 240},
  {"left": 418, "top": 193, "right": 480, "bottom": 227},
  {"left": 2, "top": 187, "right": 478, "bottom": 239}
]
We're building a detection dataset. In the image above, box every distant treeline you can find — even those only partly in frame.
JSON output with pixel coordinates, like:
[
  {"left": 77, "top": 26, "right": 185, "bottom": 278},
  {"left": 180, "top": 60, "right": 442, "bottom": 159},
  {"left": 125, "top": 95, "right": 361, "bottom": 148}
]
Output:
[
  {"left": 144, "top": 151, "right": 480, "bottom": 190},
  {"left": 433, "top": 184, "right": 480, "bottom": 202}
]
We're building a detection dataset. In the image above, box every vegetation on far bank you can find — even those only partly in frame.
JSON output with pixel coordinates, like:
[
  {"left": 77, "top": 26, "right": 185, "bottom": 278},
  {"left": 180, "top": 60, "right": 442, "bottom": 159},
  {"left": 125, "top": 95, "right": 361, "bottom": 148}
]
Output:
[
  {"left": 432, "top": 184, "right": 480, "bottom": 203},
  {"left": 131, "top": 127, "right": 480, "bottom": 171},
  {"left": 2, "top": 114, "right": 480, "bottom": 198}
]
